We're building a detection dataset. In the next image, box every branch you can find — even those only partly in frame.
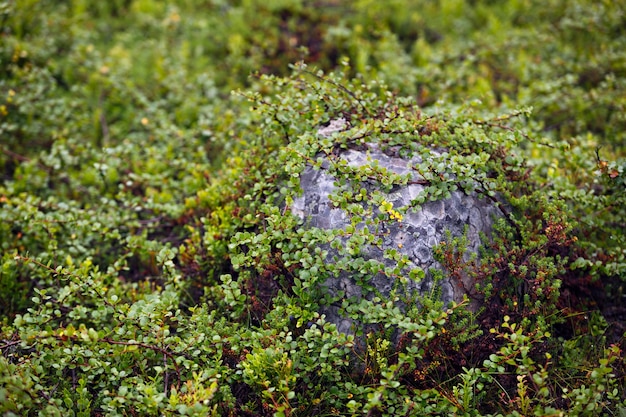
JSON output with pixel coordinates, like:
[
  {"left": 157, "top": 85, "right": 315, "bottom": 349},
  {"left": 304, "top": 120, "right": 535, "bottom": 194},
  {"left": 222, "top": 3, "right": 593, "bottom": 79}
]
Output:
[
  {"left": 296, "top": 64, "right": 373, "bottom": 117},
  {"left": 472, "top": 112, "right": 556, "bottom": 149},
  {"left": 101, "top": 337, "right": 182, "bottom": 391},
  {"left": 1, "top": 146, "right": 31, "bottom": 162},
  {"left": 14, "top": 255, "right": 122, "bottom": 315},
  {"left": 0, "top": 339, "right": 21, "bottom": 350}
]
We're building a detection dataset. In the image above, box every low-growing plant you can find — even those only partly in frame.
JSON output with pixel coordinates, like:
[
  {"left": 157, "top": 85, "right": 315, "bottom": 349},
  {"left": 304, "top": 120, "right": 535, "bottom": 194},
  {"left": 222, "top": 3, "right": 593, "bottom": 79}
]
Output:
[{"left": 2, "top": 1, "right": 625, "bottom": 416}]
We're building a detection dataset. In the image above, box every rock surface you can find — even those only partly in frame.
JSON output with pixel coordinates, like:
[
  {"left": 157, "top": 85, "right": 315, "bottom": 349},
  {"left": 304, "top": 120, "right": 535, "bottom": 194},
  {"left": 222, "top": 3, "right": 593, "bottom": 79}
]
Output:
[{"left": 290, "top": 121, "right": 500, "bottom": 334}]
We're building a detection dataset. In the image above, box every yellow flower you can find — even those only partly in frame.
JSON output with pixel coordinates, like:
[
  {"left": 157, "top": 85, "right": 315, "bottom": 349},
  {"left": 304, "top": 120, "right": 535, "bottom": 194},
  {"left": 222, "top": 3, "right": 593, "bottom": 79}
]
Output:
[{"left": 379, "top": 200, "right": 403, "bottom": 221}]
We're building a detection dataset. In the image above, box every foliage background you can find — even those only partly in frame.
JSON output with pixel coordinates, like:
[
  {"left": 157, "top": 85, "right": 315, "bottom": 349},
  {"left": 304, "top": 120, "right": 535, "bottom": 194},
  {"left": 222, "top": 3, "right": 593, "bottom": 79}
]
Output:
[{"left": 1, "top": 0, "right": 625, "bottom": 415}]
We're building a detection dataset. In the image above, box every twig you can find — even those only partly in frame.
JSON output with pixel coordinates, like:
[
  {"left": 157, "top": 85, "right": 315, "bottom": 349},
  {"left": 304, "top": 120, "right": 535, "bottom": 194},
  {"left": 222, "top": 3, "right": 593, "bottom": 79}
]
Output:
[
  {"left": 101, "top": 337, "right": 181, "bottom": 389},
  {"left": 296, "top": 65, "right": 373, "bottom": 117},
  {"left": 1, "top": 146, "right": 53, "bottom": 172},
  {"left": 472, "top": 112, "right": 556, "bottom": 149},
  {"left": 0, "top": 339, "right": 21, "bottom": 350},
  {"left": 14, "top": 255, "right": 122, "bottom": 314},
  {"left": 1, "top": 146, "right": 31, "bottom": 162},
  {"left": 163, "top": 352, "right": 169, "bottom": 396}
]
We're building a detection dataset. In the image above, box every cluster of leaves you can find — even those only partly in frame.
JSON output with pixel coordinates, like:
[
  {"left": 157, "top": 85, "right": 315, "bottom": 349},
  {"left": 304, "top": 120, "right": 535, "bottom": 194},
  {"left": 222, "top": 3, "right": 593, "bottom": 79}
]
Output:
[{"left": 1, "top": 0, "right": 625, "bottom": 416}]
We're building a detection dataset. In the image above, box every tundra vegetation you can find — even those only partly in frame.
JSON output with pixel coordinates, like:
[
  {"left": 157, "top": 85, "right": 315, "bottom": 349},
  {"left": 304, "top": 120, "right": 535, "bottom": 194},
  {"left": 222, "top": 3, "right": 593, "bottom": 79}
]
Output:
[{"left": 1, "top": 0, "right": 625, "bottom": 416}]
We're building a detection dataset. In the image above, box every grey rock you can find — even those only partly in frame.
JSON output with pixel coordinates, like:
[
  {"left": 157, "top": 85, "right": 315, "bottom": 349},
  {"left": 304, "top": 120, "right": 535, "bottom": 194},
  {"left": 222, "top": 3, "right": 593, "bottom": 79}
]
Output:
[{"left": 290, "top": 121, "right": 500, "bottom": 334}]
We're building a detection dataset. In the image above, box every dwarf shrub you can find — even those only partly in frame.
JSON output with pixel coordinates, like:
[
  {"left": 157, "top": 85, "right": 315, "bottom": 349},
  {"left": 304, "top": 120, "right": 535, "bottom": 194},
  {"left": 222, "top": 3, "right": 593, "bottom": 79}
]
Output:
[{"left": 1, "top": 0, "right": 625, "bottom": 416}]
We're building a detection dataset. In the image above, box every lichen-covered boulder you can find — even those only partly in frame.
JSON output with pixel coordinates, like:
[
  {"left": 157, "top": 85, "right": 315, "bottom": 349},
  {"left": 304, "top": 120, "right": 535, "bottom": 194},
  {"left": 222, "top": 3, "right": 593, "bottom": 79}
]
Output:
[{"left": 290, "top": 120, "right": 500, "bottom": 333}]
